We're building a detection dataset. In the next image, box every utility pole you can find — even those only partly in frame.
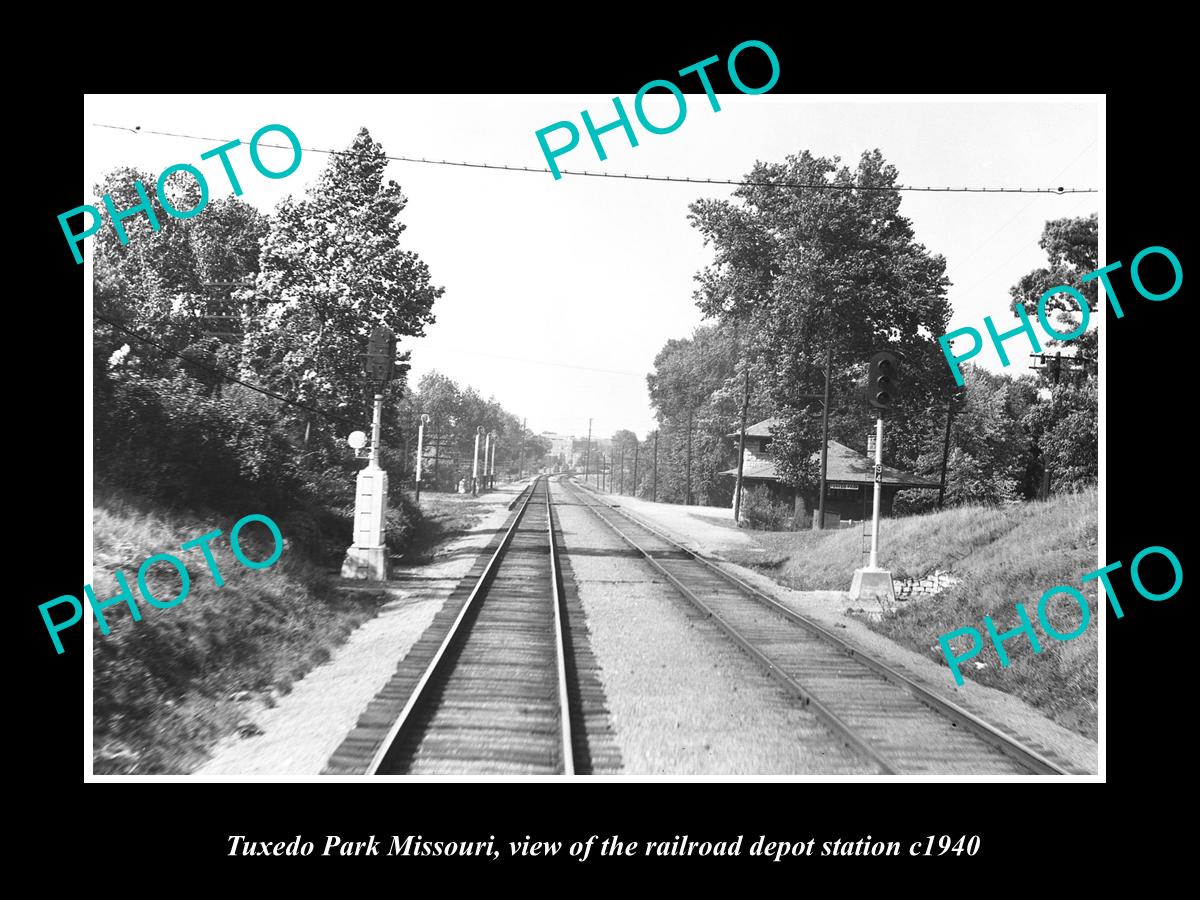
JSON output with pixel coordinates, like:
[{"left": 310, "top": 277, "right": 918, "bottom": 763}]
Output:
[
  {"left": 518, "top": 418, "right": 526, "bottom": 479},
  {"left": 938, "top": 400, "right": 954, "bottom": 509},
  {"left": 815, "top": 345, "right": 832, "bottom": 530},
  {"left": 585, "top": 418, "right": 593, "bottom": 488},
  {"left": 618, "top": 447, "right": 624, "bottom": 494},
  {"left": 652, "top": 432, "right": 658, "bottom": 502},
  {"left": 685, "top": 408, "right": 694, "bottom": 506},
  {"left": 632, "top": 440, "right": 639, "bottom": 498},
  {"left": 733, "top": 363, "right": 751, "bottom": 525}
]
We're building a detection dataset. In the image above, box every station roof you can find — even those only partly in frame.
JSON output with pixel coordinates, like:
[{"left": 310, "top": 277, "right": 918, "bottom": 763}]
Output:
[
  {"left": 720, "top": 436, "right": 940, "bottom": 489},
  {"left": 725, "top": 417, "right": 786, "bottom": 440}
]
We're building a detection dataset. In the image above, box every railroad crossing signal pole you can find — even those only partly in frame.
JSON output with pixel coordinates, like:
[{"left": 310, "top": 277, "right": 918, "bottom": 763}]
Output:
[
  {"left": 850, "top": 351, "right": 899, "bottom": 606},
  {"left": 415, "top": 414, "right": 429, "bottom": 506},
  {"left": 472, "top": 426, "right": 483, "bottom": 496},
  {"left": 484, "top": 431, "right": 493, "bottom": 492},
  {"left": 868, "top": 415, "right": 884, "bottom": 568},
  {"left": 342, "top": 327, "right": 395, "bottom": 581}
]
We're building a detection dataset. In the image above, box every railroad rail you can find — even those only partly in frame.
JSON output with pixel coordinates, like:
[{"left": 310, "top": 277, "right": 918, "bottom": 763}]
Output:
[
  {"left": 362, "top": 476, "right": 576, "bottom": 775},
  {"left": 562, "top": 477, "right": 1080, "bottom": 776}
]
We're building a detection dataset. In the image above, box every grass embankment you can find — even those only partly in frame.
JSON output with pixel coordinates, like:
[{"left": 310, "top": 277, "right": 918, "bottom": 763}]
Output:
[
  {"left": 92, "top": 489, "right": 490, "bottom": 774},
  {"left": 723, "top": 488, "right": 1098, "bottom": 739}
]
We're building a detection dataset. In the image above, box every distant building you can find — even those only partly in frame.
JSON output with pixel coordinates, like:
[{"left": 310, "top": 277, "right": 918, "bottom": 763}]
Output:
[
  {"left": 540, "top": 432, "right": 576, "bottom": 460},
  {"left": 569, "top": 438, "right": 591, "bottom": 467},
  {"left": 720, "top": 417, "right": 939, "bottom": 527}
]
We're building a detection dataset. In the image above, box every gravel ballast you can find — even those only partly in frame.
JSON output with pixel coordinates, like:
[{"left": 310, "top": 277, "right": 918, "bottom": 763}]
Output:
[
  {"left": 552, "top": 480, "right": 875, "bottom": 775},
  {"left": 585, "top": 486, "right": 1099, "bottom": 775}
]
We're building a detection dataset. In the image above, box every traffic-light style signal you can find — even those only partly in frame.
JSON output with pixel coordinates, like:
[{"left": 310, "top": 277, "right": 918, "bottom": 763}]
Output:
[
  {"left": 867, "top": 351, "right": 900, "bottom": 410},
  {"left": 365, "top": 326, "right": 396, "bottom": 385}
]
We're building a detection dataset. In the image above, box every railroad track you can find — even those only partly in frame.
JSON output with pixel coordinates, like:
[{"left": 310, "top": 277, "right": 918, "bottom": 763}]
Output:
[
  {"left": 562, "top": 477, "right": 1082, "bottom": 776},
  {"left": 358, "top": 476, "right": 576, "bottom": 775}
]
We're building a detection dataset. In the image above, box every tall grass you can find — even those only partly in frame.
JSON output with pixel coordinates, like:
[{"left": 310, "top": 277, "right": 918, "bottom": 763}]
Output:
[
  {"left": 92, "top": 496, "right": 389, "bottom": 774},
  {"left": 726, "top": 488, "right": 1098, "bottom": 739}
]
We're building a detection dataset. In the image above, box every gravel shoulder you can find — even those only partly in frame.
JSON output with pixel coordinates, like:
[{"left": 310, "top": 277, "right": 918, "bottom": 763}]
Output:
[
  {"left": 193, "top": 483, "right": 530, "bottom": 777},
  {"left": 554, "top": 480, "right": 875, "bottom": 776},
  {"left": 586, "top": 487, "right": 1098, "bottom": 775},
  {"left": 594, "top": 488, "right": 755, "bottom": 554}
]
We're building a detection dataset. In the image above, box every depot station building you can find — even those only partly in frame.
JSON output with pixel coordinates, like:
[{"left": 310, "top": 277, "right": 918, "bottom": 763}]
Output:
[{"left": 720, "top": 418, "right": 939, "bottom": 527}]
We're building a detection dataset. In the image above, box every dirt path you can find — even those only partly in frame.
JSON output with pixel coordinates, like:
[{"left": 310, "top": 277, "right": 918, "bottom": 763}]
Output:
[{"left": 193, "top": 484, "right": 529, "bottom": 777}]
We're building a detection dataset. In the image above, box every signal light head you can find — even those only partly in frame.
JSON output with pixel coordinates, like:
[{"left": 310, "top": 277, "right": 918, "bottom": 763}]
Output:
[{"left": 866, "top": 351, "right": 901, "bottom": 411}]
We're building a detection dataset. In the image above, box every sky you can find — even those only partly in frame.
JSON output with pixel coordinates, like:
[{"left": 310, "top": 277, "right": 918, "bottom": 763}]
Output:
[{"left": 84, "top": 95, "right": 1100, "bottom": 441}]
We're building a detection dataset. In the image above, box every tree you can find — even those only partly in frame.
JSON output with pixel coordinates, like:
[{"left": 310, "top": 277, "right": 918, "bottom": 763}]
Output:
[
  {"left": 1010, "top": 213, "right": 1099, "bottom": 365},
  {"left": 244, "top": 128, "right": 444, "bottom": 456},
  {"left": 409, "top": 371, "right": 533, "bottom": 489},
  {"left": 894, "top": 366, "right": 1038, "bottom": 511},
  {"left": 646, "top": 324, "right": 770, "bottom": 505},
  {"left": 1022, "top": 379, "right": 1097, "bottom": 493},
  {"left": 688, "top": 149, "right": 953, "bottom": 508},
  {"left": 1010, "top": 214, "right": 1099, "bottom": 492},
  {"left": 91, "top": 169, "right": 307, "bottom": 513}
]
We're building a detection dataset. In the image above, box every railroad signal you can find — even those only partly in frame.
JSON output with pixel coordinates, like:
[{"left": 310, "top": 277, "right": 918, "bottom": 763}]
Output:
[
  {"left": 365, "top": 326, "right": 396, "bottom": 385},
  {"left": 866, "top": 351, "right": 900, "bottom": 410}
]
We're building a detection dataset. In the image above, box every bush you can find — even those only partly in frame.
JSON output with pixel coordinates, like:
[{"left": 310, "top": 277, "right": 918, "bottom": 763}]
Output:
[
  {"left": 740, "top": 486, "right": 797, "bottom": 531},
  {"left": 91, "top": 500, "right": 388, "bottom": 774},
  {"left": 95, "top": 366, "right": 306, "bottom": 515},
  {"left": 384, "top": 492, "right": 421, "bottom": 556},
  {"left": 893, "top": 488, "right": 940, "bottom": 516}
]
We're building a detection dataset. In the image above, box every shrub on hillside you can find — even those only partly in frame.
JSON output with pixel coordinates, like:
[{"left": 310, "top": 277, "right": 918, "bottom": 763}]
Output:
[
  {"left": 893, "top": 488, "right": 940, "bottom": 516},
  {"left": 740, "top": 487, "right": 797, "bottom": 531}
]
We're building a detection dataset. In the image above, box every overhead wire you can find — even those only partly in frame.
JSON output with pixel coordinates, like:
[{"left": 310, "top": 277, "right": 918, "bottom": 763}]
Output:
[{"left": 91, "top": 124, "right": 1096, "bottom": 194}]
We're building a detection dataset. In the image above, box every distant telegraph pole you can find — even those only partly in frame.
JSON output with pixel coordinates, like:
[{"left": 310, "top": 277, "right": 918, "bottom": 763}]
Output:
[
  {"left": 518, "top": 417, "right": 526, "bottom": 479},
  {"left": 938, "top": 386, "right": 965, "bottom": 508},
  {"left": 632, "top": 439, "right": 640, "bottom": 498},
  {"left": 733, "top": 363, "right": 750, "bottom": 525},
  {"left": 938, "top": 401, "right": 954, "bottom": 509},
  {"left": 652, "top": 432, "right": 658, "bottom": 502},
  {"left": 585, "top": 418, "right": 593, "bottom": 487},
  {"left": 685, "top": 408, "right": 694, "bottom": 506}
]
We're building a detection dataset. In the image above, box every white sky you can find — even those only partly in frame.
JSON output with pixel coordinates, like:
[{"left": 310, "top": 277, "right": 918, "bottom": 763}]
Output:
[{"left": 84, "top": 95, "right": 1100, "bottom": 440}]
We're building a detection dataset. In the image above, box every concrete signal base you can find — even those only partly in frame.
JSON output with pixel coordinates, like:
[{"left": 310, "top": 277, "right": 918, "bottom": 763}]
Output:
[
  {"left": 342, "top": 544, "right": 389, "bottom": 581},
  {"left": 341, "top": 465, "right": 390, "bottom": 581},
  {"left": 849, "top": 567, "right": 897, "bottom": 608}
]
